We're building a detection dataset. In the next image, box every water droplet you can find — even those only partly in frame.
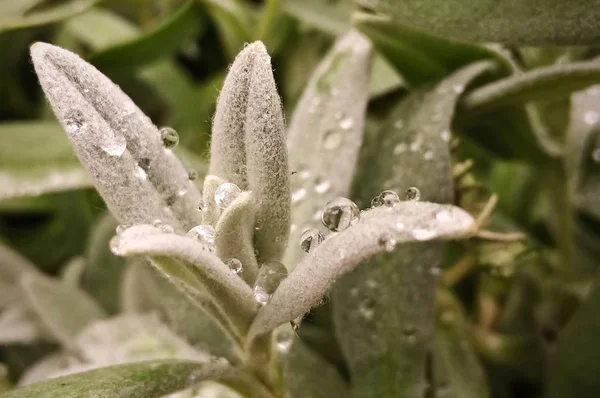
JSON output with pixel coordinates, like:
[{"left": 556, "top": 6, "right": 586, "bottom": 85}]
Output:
[
  {"left": 314, "top": 179, "right": 331, "bottom": 194},
  {"left": 195, "top": 199, "right": 205, "bottom": 212},
  {"left": 405, "top": 187, "right": 421, "bottom": 201},
  {"left": 275, "top": 328, "right": 294, "bottom": 353},
  {"left": 109, "top": 236, "right": 121, "bottom": 255},
  {"left": 440, "top": 129, "right": 451, "bottom": 142},
  {"left": 423, "top": 151, "right": 434, "bottom": 160},
  {"left": 430, "top": 266, "right": 441, "bottom": 276},
  {"left": 299, "top": 168, "right": 311, "bottom": 180},
  {"left": 214, "top": 182, "right": 242, "bottom": 209},
  {"left": 300, "top": 229, "right": 325, "bottom": 253},
  {"left": 228, "top": 258, "right": 242, "bottom": 274},
  {"left": 410, "top": 136, "right": 423, "bottom": 152},
  {"left": 322, "top": 197, "right": 360, "bottom": 232},
  {"left": 134, "top": 165, "right": 147, "bottom": 180},
  {"left": 291, "top": 188, "right": 307, "bottom": 203},
  {"left": 366, "top": 279, "right": 378, "bottom": 289},
  {"left": 453, "top": 84, "right": 465, "bottom": 94},
  {"left": 322, "top": 129, "right": 343, "bottom": 150},
  {"left": 412, "top": 228, "right": 436, "bottom": 241},
  {"left": 253, "top": 261, "right": 288, "bottom": 305},
  {"left": 159, "top": 127, "right": 179, "bottom": 149},
  {"left": 402, "top": 326, "right": 418, "bottom": 344},
  {"left": 396, "top": 222, "right": 405, "bottom": 230},
  {"left": 592, "top": 148, "right": 600, "bottom": 163},
  {"left": 584, "top": 111, "right": 599, "bottom": 125},
  {"left": 152, "top": 219, "right": 163, "bottom": 228},
  {"left": 378, "top": 234, "right": 397, "bottom": 252},
  {"left": 393, "top": 142, "right": 408, "bottom": 154},
  {"left": 358, "top": 299, "right": 375, "bottom": 321},
  {"left": 161, "top": 224, "right": 174, "bottom": 234},
  {"left": 178, "top": 188, "right": 187, "bottom": 197},
  {"left": 435, "top": 210, "right": 452, "bottom": 222},
  {"left": 371, "top": 190, "right": 400, "bottom": 208},
  {"left": 340, "top": 117, "right": 354, "bottom": 130},
  {"left": 186, "top": 225, "right": 216, "bottom": 245},
  {"left": 394, "top": 120, "right": 404, "bottom": 129},
  {"left": 116, "top": 224, "right": 129, "bottom": 235},
  {"left": 291, "top": 316, "right": 303, "bottom": 331},
  {"left": 188, "top": 169, "right": 198, "bottom": 180}
]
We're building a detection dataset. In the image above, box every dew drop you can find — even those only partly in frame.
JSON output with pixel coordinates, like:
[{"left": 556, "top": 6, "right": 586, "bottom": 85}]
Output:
[
  {"left": 134, "top": 165, "right": 147, "bottom": 180},
  {"left": 393, "top": 142, "right": 408, "bottom": 154},
  {"left": 592, "top": 148, "right": 600, "bottom": 163},
  {"left": 453, "top": 84, "right": 465, "bottom": 94},
  {"left": 228, "top": 258, "right": 243, "bottom": 274},
  {"left": 291, "top": 315, "right": 303, "bottom": 331},
  {"left": 300, "top": 228, "right": 325, "bottom": 253},
  {"left": 340, "top": 116, "right": 354, "bottom": 130},
  {"left": 186, "top": 225, "right": 216, "bottom": 246},
  {"left": 358, "top": 299, "right": 375, "bottom": 321},
  {"left": 299, "top": 168, "right": 311, "bottom": 180},
  {"left": 214, "top": 182, "right": 242, "bottom": 209},
  {"left": 402, "top": 326, "right": 418, "bottom": 344},
  {"left": 322, "top": 197, "right": 360, "bottom": 232},
  {"left": 109, "top": 236, "right": 121, "bottom": 255},
  {"left": 188, "top": 169, "right": 198, "bottom": 180},
  {"left": 195, "top": 199, "right": 205, "bottom": 212},
  {"left": 253, "top": 261, "right": 288, "bottom": 305},
  {"left": 394, "top": 120, "right": 404, "bottom": 129},
  {"left": 152, "top": 219, "right": 163, "bottom": 228},
  {"left": 412, "top": 228, "right": 436, "bottom": 241},
  {"left": 371, "top": 190, "right": 400, "bottom": 208},
  {"left": 423, "top": 150, "right": 434, "bottom": 160},
  {"left": 322, "top": 129, "right": 343, "bottom": 150},
  {"left": 314, "top": 179, "right": 331, "bottom": 194},
  {"left": 435, "top": 210, "right": 453, "bottom": 222},
  {"left": 379, "top": 234, "right": 397, "bottom": 252},
  {"left": 405, "top": 187, "right": 421, "bottom": 201},
  {"left": 410, "top": 136, "right": 423, "bottom": 152},
  {"left": 584, "top": 111, "right": 599, "bottom": 126},
  {"left": 116, "top": 224, "right": 129, "bottom": 235},
  {"left": 275, "top": 328, "right": 294, "bottom": 353},
  {"left": 178, "top": 188, "right": 187, "bottom": 197},
  {"left": 440, "top": 129, "right": 451, "bottom": 142},
  {"left": 161, "top": 224, "right": 174, "bottom": 234},
  {"left": 291, "top": 188, "right": 307, "bottom": 203},
  {"left": 159, "top": 127, "right": 179, "bottom": 149}
]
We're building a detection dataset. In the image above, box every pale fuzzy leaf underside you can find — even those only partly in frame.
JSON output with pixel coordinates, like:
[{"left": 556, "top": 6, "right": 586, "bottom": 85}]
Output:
[
  {"left": 248, "top": 202, "right": 475, "bottom": 341},
  {"left": 284, "top": 30, "right": 373, "bottom": 268}
]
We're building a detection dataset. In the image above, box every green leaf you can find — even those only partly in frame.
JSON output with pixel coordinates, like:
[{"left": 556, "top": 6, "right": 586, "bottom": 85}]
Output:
[
  {"left": 0, "top": 0, "right": 99, "bottom": 33},
  {"left": 20, "top": 272, "right": 106, "bottom": 350},
  {"left": 283, "top": 0, "right": 352, "bottom": 35},
  {"left": 284, "top": 340, "right": 349, "bottom": 398},
  {"left": 331, "top": 62, "right": 492, "bottom": 397},
  {"left": 30, "top": 42, "right": 203, "bottom": 230},
  {"left": 3, "top": 360, "right": 233, "bottom": 398},
  {"left": 354, "top": 12, "right": 512, "bottom": 86},
  {"left": 89, "top": 2, "right": 204, "bottom": 71},
  {"left": 248, "top": 202, "right": 475, "bottom": 342},
  {"left": 284, "top": 30, "right": 372, "bottom": 268},
  {"left": 0, "top": 122, "right": 91, "bottom": 200},
  {"left": 357, "top": 0, "right": 600, "bottom": 45}
]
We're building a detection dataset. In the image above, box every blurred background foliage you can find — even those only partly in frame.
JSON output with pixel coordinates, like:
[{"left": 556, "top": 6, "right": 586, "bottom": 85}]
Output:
[{"left": 0, "top": 1, "right": 600, "bottom": 397}]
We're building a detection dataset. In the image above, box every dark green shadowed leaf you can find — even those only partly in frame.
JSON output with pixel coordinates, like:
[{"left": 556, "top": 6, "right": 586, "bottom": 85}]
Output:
[
  {"left": 2, "top": 360, "right": 233, "bottom": 398},
  {"left": 284, "top": 30, "right": 372, "bottom": 268},
  {"left": 89, "top": 2, "right": 205, "bottom": 71},
  {"left": 331, "top": 62, "right": 493, "bottom": 398},
  {"left": 0, "top": 0, "right": 99, "bottom": 33},
  {"left": 0, "top": 122, "right": 91, "bottom": 200},
  {"left": 356, "top": 0, "right": 600, "bottom": 45},
  {"left": 353, "top": 13, "right": 511, "bottom": 86},
  {"left": 284, "top": 340, "right": 349, "bottom": 398}
]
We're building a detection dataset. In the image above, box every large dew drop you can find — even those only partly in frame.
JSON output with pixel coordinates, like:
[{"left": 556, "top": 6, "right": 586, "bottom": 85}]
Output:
[
  {"left": 186, "top": 225, "right": 216, "bottom": 246},
  {"left": 228, "top": 258, "right": 243, "bottom": 274},
  {"left": 300, "top": 228, "right": 325, "bottom": 253},
  {"left": 406, "top": 187, "right": 421, "bottom": 201},
  {"left": 159, "top": 127, "right": 179, "bottom": 149},
  {"left": 274, "top": 326, "right": 295, "bottom": 353},
  {"left": 321, "top": 197, "right": 360, "bottom": 232},
  {"left": 253, "top": 261, "right": 288, "bottom": 306},
  {"left": 188, "top": 169, "right": 198, "bottom": 180},
  {"left": 371, "top": 190, "right": 400, "bottom": 208},
  {"left": 214, "top": 182, "right": 242, "bottom": 209}
]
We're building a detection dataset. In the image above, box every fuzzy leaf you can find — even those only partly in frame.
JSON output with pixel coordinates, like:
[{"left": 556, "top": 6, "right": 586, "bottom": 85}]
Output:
[
  {"left": 353, "top": 13, "right": 512, "bottom": 86},
  {"left": 215, "top": 191, "right": 259, "bottom": 284},
  {"left": 114, "top": 225, "right": 257, "bottom": 334},
  {"left": 59, "top": 257, "right": 86, "bottom": 287},
  {"left": 89, "top": 2, "right": 205, "bottom": 71},
  {"left": 0, "top": 241, "right": 39, "bottom": 284},
  {"left": 0, "top": 122, "right": 91, "bottom": 200},
  {"left": 284, "top": 340, "right": 349, "bottom": 398},
  {"left": 0, "top": 0, "right": 98, "bottom": 33},
  {"left": 2, "top": 360, "right": 233, "bottom": 398},
  {"left": 20, "top": 273, "right": 106, "bottom": 350},
  {"left": 284, "top": 30, "right": 372, "bottom": 268},
  {"left": 356, "top": 0, "right": 600, "bottom": 45},
  {"left": 0, "top": 306, "right": 45, "bottom": 344},
  {"left": 331, "top": 62, "right": 492, "bottom": 397},
  {"left": 209, "top": 41, "right": 290, "bottom": 263},
  {"left": 30, "top": 42, "right": 203, "bottom": 230},
  {"left": 202, "top": 175, "right": 227, "bottom": 226},
  {"left": 248, "top": 202, "right": 475, "bottom": 341},
  {"left": 461, "top": 60, "right": 600, "bottom": 114}
]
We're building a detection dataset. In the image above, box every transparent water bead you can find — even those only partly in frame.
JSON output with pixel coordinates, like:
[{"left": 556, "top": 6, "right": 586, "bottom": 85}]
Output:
[
  {"left": 406, "top": 187, "right": 421, "bottom": 201},
  {"left": 214, "top": 182, "right": 242, "bottom": 209},
  {"left": 593, "top": 148, "right": 600, "bottom": 163},
  {"left": 159, "top": 127, "right": 179, "bottom": 149},
  {"left": 100, "top": 133, "right": 127, "bottom": 157},
  {"left": 186, "top": 225, "right": 216, "bottom": 246},
  {"left": 584, "top": 111, "right": 599, "bottom": 126},
  {"left": 379, "top": 234, "right": 397, "bottom": 252},
  {"left": 322, "top": 197, "right": 361, "bottom": 232},
  {"left": 161, "top": 224, "right": 174, "bottom": 234},
  {"left": 291, "top": 188, "right": 307, "bottom": 203},
  {"left": 300, "top": 228, "right": 325, "bottom": 253},
  {"left": 322, "top": 129, "right": 343, "bottom": 150},
  {"left": 340, "top": 116, "right": 354, "bottom": 130},
  {"left": 371, "top": 190, "right": 400, "bottom": 208},
  {"left": 115, "top": 224, "right": 129, "bottom": 235},
  {"left": 274, "top": 327, "right": 295, "bottom": 353},
  {"left": 228, "top": 258, "right": 243, "bottom": 274},
  {"left": 109, "top": 236, "right": 121, "bottom": 256},
  {"left": 188, "top": 169, "right": 198, "bottom": 180},
  {"left": 253, "top": 261, "right": 288, "bottom": 306},
  {"left": 134, "top": 165, "right": 147, "bottom": 180},
  {"left": 152, "top": 219, "right": 163, "bottom": 228},
  {"left": 314, "top": 179, "right": 331, "bottom": 194},
  {"left": 195, "top": 199, "right": 206, "bottom": 212}
]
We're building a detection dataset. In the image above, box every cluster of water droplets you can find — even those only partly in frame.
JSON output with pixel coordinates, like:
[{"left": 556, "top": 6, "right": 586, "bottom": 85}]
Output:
[{"left": 253, "top": 261, "right": 288, "bottom": 306}]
